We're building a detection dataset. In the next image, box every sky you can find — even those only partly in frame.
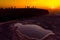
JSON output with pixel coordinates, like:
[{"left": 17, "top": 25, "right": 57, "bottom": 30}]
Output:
[{"left": 0, "top": 0, "right": 60, "bottom": 9}]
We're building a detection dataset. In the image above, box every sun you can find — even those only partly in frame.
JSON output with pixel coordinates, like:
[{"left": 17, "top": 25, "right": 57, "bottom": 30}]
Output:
[
  {"left": 29, "top": 0, "right": 60, "bottom": 9},
  {"left": 46, "top": 0, "right": 60, "bottom": 9},
  {"left": 51, "top": 6, "right": 56, "bottom": 9}
]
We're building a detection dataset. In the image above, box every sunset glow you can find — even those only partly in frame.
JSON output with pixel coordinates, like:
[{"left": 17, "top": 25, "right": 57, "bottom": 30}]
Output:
[{"left": 0, "top": 0, "right": 60, "bottom": 9}]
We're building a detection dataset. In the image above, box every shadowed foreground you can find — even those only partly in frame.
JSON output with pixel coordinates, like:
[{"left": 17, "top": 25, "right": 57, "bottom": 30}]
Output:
[{"left": 0, "top": 15, "right": 59, "bottom": 40}]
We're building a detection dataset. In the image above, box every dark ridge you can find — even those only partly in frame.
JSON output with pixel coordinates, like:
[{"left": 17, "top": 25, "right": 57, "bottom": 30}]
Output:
[{"left": 0, "top": 8, "right": 49, "bottom": 22}]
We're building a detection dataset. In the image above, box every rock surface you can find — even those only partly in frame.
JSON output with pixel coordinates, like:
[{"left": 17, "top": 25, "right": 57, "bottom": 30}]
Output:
[{"left": 0, "top": 15, "right": 60, "bottom": 40}]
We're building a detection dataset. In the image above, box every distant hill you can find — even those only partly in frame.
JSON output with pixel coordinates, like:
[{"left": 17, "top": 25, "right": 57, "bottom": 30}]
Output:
[{"left": 0, "top": 8, "right": 49, "bottom": 22}]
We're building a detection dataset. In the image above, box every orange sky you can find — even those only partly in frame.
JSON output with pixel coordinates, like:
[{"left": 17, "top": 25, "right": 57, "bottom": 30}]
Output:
[{"left": 0, "top": 0, "right": 60, "bottom": 9}]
